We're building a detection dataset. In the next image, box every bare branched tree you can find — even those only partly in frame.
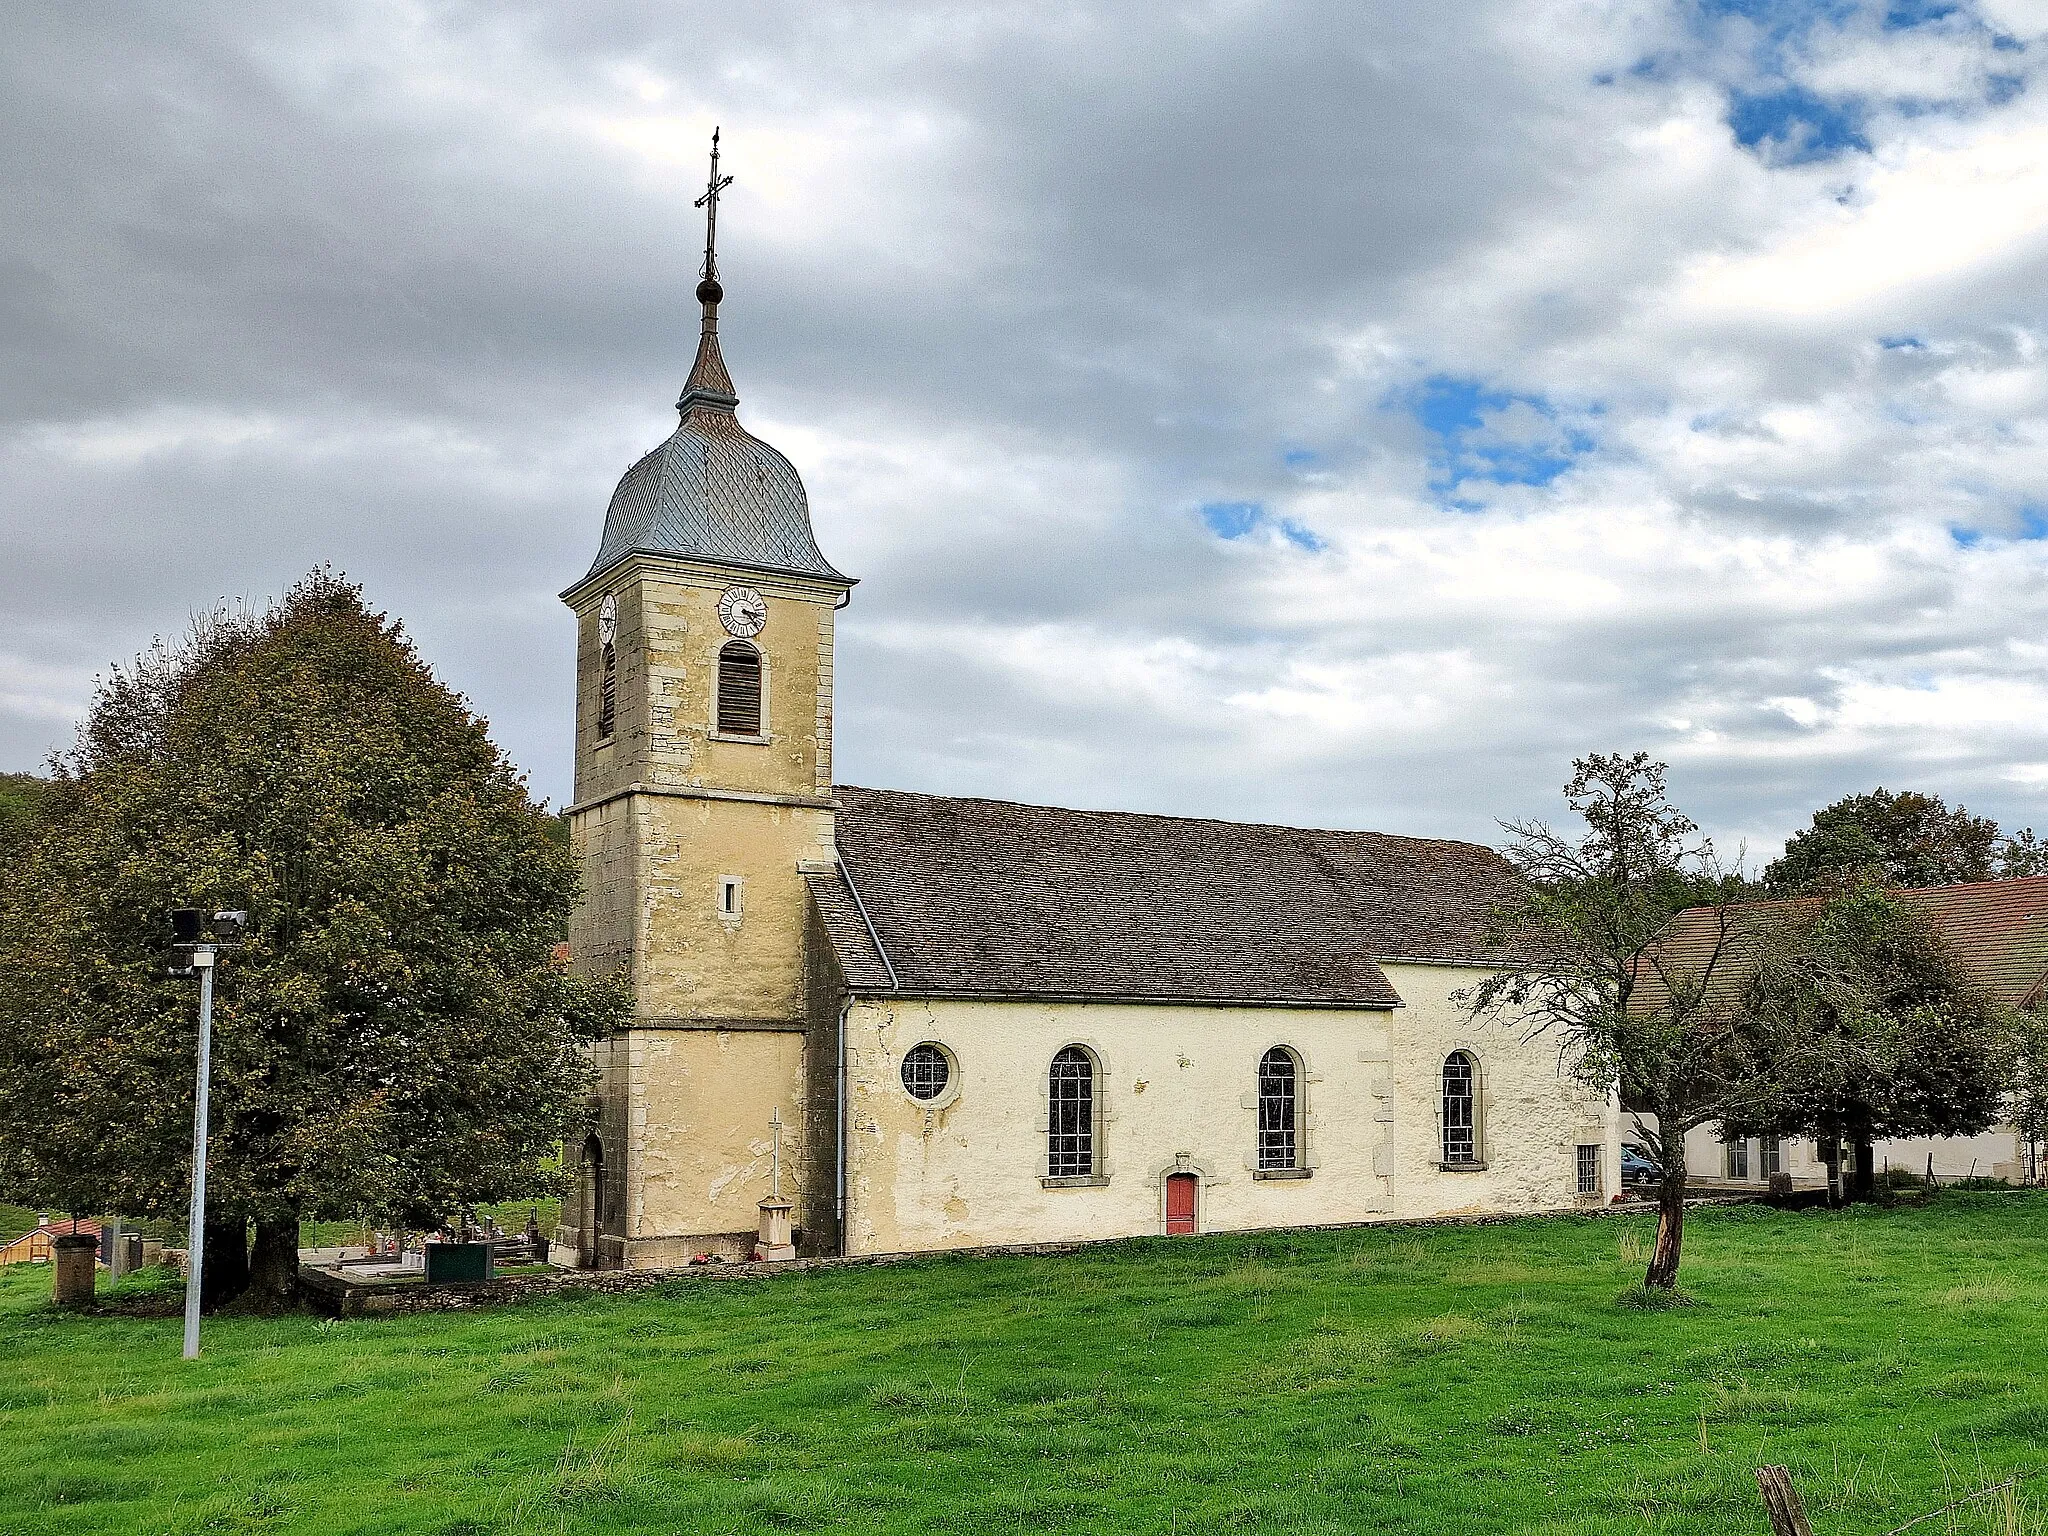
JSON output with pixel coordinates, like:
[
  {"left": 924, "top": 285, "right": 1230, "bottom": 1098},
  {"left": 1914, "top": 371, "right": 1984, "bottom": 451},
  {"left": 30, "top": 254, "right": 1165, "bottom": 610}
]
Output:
[{"left": 1462, "top": 752, "right": 1845, "bottom": 1290}]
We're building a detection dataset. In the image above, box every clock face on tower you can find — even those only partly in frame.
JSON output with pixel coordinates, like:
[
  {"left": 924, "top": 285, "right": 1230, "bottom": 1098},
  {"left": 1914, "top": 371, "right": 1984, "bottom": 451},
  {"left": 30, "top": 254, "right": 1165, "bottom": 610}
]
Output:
[{"left": 717, "top": 586, "right": 768, "bottom": 638}]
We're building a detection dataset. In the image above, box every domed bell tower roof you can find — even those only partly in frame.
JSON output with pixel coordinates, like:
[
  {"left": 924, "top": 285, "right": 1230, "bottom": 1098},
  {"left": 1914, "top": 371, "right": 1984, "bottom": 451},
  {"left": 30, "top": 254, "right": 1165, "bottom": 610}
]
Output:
[{"left": 582, "top": 129, "right": 849, "bottom": 588}]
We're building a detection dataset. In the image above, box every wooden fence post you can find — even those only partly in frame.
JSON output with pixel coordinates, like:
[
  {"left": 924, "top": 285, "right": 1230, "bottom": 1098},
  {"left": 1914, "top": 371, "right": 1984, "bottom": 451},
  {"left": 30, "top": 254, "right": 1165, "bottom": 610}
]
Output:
[{"left": 1756, "top": 1466, "right": 1814, "bottom": 1536}]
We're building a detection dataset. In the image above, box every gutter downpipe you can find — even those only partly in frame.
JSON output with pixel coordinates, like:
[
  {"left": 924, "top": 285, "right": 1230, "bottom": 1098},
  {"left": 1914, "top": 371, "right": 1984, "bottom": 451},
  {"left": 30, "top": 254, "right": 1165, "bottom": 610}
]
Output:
[
  {"left": 836, "top": 995, "right": 850, "bottom": 1255},
  {"left": 834, "top": 854, "right": 898, "bottom": 1258}
]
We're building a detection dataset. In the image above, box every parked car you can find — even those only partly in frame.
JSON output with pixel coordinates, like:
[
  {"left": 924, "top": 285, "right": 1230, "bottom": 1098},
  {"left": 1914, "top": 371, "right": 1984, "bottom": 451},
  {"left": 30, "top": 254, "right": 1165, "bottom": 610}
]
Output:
[{"left": 1620, "top": 1145, "right": 1660, "bottom": 1185}]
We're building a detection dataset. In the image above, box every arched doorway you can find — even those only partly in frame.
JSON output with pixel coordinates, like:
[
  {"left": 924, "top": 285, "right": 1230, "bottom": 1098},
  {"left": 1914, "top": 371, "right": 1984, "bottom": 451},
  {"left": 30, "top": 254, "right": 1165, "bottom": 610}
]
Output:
[
  {"left": 1165, "top": 1171, "right": 1199, "bottom": 1236},
  {"left": 577, "top": 1134, "right": 605, "bottom": 1269}
]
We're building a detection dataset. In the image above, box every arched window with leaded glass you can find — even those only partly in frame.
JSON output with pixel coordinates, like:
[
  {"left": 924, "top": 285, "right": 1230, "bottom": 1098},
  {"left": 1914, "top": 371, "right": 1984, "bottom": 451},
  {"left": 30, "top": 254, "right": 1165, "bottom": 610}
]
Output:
[
  {"left": 1257, "top": 1046, "right": 1300, "bottom": 1171},
  {"left": 1047, "top": 1045, "right": 1097, "bottom": 1178},
  {"left": 1441, "top": 1051, "right": 1479, "bottom": 1164}
]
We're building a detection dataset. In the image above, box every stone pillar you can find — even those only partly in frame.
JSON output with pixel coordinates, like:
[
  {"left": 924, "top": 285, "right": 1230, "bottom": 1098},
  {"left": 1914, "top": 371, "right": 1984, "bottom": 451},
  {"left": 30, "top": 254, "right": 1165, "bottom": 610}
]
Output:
[
  {"left": 51, "top": 1233, "right": 97, "bottom": 1309},
  {"left": 754, "top": 1199, "right": 795, "bottom": 1262}
]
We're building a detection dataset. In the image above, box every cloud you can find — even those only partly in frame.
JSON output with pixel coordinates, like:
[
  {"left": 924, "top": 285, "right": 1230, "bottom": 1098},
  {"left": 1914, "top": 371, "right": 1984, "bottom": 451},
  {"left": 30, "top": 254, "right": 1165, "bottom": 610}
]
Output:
[{"left": 4, "top": 0, "right": 2048, "bottom": 865}]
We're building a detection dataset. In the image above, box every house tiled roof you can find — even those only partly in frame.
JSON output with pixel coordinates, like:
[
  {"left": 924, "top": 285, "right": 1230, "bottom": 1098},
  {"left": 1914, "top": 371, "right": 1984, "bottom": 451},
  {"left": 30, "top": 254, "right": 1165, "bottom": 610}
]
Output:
[
  {"left": 0, "top": 1219, "right": 101, "bottom": 1263},
  {"left": 1897, "top": 877, "right": 2048, "bottom": 1007},
  {"left": 808, "top": 787, "right": 1529, "bottom": 1007},
  {"left": 1638, "top": 875, "right": 2048, "bottom": 1014}
]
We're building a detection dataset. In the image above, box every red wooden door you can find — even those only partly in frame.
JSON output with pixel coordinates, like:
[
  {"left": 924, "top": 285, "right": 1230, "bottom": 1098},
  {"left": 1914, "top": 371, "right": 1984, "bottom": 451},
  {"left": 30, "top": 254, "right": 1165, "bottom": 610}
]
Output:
[{"left": 1165, "top": 1172, "right": 1198, "bottom": 1235}]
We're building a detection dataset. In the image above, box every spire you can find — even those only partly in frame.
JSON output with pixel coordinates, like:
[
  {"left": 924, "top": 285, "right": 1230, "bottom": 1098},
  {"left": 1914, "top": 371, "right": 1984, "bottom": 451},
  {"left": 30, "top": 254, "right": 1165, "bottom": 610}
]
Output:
[{"left": 678, "top": 127, "right": 739, "bottom": 415}]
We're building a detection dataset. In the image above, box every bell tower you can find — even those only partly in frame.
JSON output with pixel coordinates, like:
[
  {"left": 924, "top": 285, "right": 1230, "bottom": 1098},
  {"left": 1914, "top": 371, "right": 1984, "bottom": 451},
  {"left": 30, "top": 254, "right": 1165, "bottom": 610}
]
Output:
[{"left": 560, "top": 130, "right": 854, "bottom": 1268}]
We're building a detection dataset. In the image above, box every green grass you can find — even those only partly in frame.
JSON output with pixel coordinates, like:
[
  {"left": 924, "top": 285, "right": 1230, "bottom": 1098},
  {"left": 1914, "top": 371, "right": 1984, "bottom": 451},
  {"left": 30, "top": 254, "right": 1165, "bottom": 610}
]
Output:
[{"left": 6, "top": 1194, "right": 2048, "bottom": 1534}]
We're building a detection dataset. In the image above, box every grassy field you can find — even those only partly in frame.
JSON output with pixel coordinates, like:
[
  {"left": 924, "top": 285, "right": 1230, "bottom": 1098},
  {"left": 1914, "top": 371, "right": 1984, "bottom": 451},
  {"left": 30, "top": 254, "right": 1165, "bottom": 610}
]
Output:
[{"left": 4, "top": 1195, "right": 2048, "bottom": 1535}]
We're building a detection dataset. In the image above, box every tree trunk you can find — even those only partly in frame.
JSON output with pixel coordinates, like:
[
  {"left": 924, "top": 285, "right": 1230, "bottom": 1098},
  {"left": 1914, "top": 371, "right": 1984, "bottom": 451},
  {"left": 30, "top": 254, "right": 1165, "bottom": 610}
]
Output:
[
  {"left": 1820, "top": 1133, "right": 1843, "bottom": 1208},
  {"left": 1851, "top": 1135, "right": 1877, "bottom": 1201},
  {"left": 242, "top": 1217, "right": 302, "bottom": 1311},
  {"left": 200, "top": 1214, "right": 249, "bottom": 1312},
  {"left": 1645, "top": 1137, "right": 1686, "bottom": 1289}
]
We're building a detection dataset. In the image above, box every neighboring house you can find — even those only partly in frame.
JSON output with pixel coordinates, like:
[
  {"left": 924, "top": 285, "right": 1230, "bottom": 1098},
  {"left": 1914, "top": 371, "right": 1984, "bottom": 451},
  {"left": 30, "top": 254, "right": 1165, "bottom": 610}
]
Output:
[
  {"left": 552, "top": 181, "right": 1618, "bottom": 1270},
  {"left": 0, "top": 1217, "right": 101, "bottom": 1266},
  {"left": 1634, "top": 877, "right": 2048, "bottom": 1187}
]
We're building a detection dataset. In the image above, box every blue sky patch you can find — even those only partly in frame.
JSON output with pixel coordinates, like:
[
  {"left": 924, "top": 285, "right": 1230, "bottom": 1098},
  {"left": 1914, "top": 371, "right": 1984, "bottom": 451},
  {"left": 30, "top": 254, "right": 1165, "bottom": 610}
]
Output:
[
  {"left": 1729, "top": 85, "right": 1869, "bottom": 162},
  {"left": 1199, "top": 500, "right": 1326, "bottom": 553},
  {"left": 1400, "top": 375, "right": 1594, "bottom": 501},
  {"left": 1949, "top": 506, "right": 2048, "bottom": 549},
  {"left": 1200, "top": 501, "right": 1263, "bottom": 539},
  {"left": 1883, "top": 0, "right": 1957, "bottom": 27},
  {"left": 1880, "top": 335, "right": 1925, "bottom": 350}
]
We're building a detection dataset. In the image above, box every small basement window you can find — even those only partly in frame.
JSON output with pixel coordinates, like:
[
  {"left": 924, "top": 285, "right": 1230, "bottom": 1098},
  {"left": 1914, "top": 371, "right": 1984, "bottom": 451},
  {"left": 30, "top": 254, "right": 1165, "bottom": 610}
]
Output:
[{"left": 1576, "top": 1144, "right": 1601, "bottom": 1196}]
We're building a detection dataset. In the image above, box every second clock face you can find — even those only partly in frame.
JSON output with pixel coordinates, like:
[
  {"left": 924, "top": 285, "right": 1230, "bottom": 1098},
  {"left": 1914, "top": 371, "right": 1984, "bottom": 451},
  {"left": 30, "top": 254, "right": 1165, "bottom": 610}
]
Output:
[{"left": 718, "top": 586, "right": 769, "bottom": 638}]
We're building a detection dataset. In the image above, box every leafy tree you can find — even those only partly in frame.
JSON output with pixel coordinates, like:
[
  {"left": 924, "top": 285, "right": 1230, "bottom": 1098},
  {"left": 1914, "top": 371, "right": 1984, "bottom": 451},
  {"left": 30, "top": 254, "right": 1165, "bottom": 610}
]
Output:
[
  {"left": 1731, "top": 884, "right": 2014, "bottom": 1201},
  {"left": 2010, "top": 1008, "right": 2048, "bottom": 1184},
  {"left": 2000, "top": 828, "right": 2048, "bottom": 878},
  {"left": 1764, "top": 788, "right": 2000, "bottom": 894},
  {"left": 0, "top": 771, "right": 49, "bottom": 845},
  {"left": 1465, "top": 753, "right": 1821, "bottom": 1291},
  {"left": 0, "top": 573, "right": 627, "bottom": 1306}
]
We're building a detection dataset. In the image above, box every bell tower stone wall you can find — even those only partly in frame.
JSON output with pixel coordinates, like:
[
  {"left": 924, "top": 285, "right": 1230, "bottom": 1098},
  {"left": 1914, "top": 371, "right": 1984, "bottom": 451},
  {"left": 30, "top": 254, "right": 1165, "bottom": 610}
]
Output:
[{"left": 562, "top": 555, "right": 848, "bottom": 1267}]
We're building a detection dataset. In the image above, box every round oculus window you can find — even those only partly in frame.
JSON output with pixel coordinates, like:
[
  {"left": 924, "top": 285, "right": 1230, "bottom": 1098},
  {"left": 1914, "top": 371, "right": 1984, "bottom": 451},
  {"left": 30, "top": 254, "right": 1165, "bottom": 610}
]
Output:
[{"left": 901, "top": 1042, "right": 952, "bottom": 1101}]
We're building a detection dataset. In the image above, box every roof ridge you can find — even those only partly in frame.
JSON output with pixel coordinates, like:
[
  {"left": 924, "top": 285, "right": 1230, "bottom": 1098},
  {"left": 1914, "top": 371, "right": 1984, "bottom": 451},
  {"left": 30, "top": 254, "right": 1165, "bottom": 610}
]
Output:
[
  {"left": 1898, "top": 874, "right": 2048, "bottom": 897},
  {"left": 833, "top": 783, "right": 1503, "bottom": 856}
]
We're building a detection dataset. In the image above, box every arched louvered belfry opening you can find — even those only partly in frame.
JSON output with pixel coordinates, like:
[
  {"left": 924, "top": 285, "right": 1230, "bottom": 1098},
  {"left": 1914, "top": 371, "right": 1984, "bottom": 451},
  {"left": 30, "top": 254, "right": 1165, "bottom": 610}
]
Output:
[
  {"left": 597, "top": 591, "right": 619, "bottom": 739},
  {"left": 716, "top": 640, "right": 762, "bottom": 735}
]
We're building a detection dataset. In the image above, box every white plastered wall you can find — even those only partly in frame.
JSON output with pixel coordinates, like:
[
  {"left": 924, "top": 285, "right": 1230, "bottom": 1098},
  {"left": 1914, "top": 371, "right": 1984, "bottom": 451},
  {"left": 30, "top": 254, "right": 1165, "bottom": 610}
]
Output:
[
  {"left": 1378, "top": 963, "right": 1622, "bottom": 1218},
  {"left": 840, "top": 964, "right": 1620, "bottom": 1256}
]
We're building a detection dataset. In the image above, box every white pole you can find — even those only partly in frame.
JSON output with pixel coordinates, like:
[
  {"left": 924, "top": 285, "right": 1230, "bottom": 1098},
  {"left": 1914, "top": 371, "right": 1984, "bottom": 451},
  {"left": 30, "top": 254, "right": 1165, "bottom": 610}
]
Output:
[{"left": 181, "top": 947, "right": 216, "bottom": 1361}]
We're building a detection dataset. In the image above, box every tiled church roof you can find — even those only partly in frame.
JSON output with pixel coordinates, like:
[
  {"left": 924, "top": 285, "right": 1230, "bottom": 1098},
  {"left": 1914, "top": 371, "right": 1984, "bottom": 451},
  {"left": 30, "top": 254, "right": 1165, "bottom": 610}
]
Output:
[{"left": 804, "top": 787, "right": 1530, "bottom": 1007}]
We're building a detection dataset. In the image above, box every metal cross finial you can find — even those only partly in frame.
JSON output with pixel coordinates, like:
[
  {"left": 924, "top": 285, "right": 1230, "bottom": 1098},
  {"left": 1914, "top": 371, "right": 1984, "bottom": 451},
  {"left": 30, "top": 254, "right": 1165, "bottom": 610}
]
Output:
[
  {"left": 769, "top": 1106, "right": 784, "bottom": 1200},
  {"left": 694, "top": 126, "right": 735, "bottom": 282}
]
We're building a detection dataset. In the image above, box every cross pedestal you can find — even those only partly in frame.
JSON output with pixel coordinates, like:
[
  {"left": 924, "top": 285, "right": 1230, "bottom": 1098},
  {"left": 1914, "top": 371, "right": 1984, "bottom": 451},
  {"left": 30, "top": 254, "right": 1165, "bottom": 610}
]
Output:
[{"left": 754, "top": 1199, "right": 796, "bottom": 1262}]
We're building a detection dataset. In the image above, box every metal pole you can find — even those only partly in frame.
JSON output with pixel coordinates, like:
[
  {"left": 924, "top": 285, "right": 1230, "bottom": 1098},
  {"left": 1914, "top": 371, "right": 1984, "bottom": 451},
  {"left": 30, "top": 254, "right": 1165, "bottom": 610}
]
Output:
[{"left": 182, "top": 947, "right": 216, "bottom": 1361}]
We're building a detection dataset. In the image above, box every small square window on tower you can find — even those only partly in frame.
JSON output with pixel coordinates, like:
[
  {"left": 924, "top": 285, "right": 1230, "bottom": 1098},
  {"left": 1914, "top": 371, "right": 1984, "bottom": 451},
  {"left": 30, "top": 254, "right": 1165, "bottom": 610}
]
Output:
[{"left": 717, "top": 876, "right": 744, "bottom": 920}]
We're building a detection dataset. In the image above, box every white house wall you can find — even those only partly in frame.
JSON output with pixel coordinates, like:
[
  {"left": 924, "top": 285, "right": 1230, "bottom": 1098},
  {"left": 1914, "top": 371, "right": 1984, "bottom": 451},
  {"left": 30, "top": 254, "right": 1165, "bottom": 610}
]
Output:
[{"left": 1628, "top": 1116, "right": 2029, "bottom": 1185}]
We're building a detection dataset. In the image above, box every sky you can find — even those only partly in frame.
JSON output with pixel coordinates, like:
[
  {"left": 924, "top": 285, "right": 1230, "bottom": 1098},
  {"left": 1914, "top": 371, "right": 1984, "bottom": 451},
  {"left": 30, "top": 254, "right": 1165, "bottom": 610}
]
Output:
[{"left": 5, "top": 0, "right": 2048, "bottom": 862}]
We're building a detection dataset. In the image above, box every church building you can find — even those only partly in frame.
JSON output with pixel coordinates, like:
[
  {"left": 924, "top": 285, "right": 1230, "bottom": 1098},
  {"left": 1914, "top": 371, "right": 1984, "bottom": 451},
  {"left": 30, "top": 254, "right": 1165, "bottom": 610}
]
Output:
[{"left": 556, "top": 141, "right": 1620, "bottom": 1269}]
